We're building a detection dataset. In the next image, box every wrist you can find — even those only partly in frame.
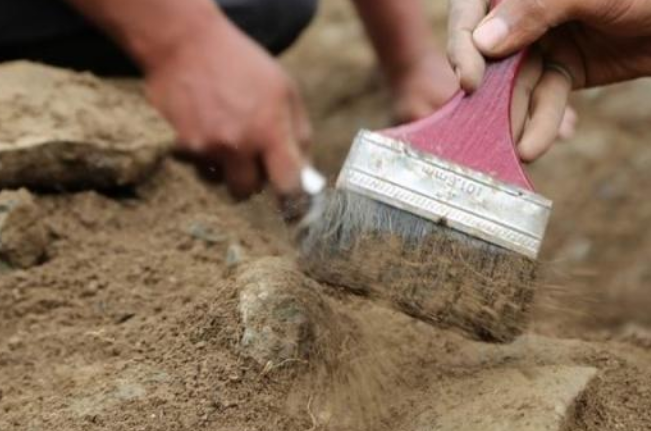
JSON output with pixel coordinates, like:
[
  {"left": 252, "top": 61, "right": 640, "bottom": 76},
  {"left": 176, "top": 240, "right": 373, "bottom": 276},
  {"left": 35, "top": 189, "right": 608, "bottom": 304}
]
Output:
[
  {"left": 383, "top": 48, "right": 443, "bottom": 88},
  {"left": 126, "top": 1, "right": 228, "bottom": 73},
  {"left": 373, "top": 33, "right": 439, "bottom": 88}
]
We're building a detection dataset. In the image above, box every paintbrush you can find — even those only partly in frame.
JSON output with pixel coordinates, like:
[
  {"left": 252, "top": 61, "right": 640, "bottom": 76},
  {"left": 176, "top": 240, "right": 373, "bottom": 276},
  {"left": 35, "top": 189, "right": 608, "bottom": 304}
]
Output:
[{"left": 296, "top": 28, "right": 552, "bottom": 342}]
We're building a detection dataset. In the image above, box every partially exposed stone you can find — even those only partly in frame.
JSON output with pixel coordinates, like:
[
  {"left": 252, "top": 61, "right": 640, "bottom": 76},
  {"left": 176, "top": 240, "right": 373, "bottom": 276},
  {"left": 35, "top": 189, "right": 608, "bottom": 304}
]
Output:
[
  {"left": 237, "top": 258, "right": 330, "bottom": 366},
  {"left": 409, "top": 366, "right": 598, "bottom": 431},
  {"left": 0, "top": 61, "right": 174, "bottom": 190},
  {"left": 0, "top": 189, "right": 48, "bottom": 268}
]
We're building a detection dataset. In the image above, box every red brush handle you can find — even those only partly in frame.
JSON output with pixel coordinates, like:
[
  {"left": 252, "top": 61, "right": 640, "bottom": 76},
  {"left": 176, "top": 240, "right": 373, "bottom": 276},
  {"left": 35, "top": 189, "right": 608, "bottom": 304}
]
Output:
[{"left": 382, "top": 0, "right": 531, "bottom": 190}]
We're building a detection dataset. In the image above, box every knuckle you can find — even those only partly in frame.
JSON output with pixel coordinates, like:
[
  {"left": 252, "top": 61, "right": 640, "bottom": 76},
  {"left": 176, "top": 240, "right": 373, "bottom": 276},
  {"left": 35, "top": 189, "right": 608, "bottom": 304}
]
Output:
[
  {"left": 522, "top": 0, "right": 555, "bottom": 28},
  {"left": 526, "top": 0, "right": 548, "bottom": 17},
  {"left": 272, "top": 71, "right": 295, "bottom": 99},
  {"left": 447, "top": 0, "right": 465, "bottom": 25},
  {"left": 284, "top": 81, "right": 300, "bottom": 103},
  {"left": 446, "top": 38, "right": 461, "bottom": 63},
  {"left": 211, "top": 123, "right": 243, "bottom": 150},
  {"left": 257, "top": 125, "right": 285, "bottom": 150},
  {"left": 284, "top": 76, "right": 299, "bottom": 93},
  {"left": 276, "top": 80, "right": 291, "bottom": 98}
]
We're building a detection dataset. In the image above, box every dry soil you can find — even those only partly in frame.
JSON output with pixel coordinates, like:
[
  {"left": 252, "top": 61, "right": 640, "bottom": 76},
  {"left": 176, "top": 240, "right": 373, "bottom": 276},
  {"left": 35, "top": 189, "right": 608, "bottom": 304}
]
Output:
[{"left": 1, "top": 1, "right": 650, "bottom": 431}]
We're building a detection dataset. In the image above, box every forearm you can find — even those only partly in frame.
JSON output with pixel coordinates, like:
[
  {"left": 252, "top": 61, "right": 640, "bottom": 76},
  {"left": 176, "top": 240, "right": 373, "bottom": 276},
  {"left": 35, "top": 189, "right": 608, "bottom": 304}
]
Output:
[
  {"left": 63, "top": 0, "right": 228, "bottom": 72},
  {"left": 351, "top": 0, "right": 433, "bottom": 80}
]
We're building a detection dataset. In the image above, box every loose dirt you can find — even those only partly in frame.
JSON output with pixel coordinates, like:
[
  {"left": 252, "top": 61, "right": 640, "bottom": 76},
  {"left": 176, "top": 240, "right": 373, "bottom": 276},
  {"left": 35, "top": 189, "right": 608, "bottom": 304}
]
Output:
[{"left": 1, "top": 1, "right": 650, "bottom": 430}]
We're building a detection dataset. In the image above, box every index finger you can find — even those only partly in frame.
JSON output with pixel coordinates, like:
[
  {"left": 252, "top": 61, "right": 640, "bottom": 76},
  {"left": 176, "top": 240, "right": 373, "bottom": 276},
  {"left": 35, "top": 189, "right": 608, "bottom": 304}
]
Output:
[
  {"left": 260, "top": 114, "right": 306, "bottom": 197},
  {"left": 447, "top": 0, "right": 490, "bottom": 91}
]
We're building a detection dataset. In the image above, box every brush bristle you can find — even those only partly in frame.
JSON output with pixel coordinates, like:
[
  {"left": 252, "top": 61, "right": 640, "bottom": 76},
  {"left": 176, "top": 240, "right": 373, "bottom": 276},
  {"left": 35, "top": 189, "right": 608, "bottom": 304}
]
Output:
[{"left": 297, "top": 190, "right": 538, "bottom": 343}]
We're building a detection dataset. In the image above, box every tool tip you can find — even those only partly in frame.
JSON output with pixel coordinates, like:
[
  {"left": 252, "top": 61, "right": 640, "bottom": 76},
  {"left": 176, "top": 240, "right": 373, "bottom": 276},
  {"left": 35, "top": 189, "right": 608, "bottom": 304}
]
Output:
[{"left": 280, "top": 165, "right": 327, "bottom": 226}]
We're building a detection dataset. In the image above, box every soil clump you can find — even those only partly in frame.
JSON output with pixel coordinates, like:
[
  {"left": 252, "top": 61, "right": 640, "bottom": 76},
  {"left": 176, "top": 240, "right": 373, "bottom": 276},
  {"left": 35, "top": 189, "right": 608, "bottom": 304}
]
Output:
[{"left": 0, "top": 61, "right": 173, "bottom": 190}]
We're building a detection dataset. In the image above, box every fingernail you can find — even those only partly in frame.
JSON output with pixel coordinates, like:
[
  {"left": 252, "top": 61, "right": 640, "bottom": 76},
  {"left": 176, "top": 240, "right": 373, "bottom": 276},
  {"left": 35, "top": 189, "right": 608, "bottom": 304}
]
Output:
[{"left": 473, "top": 17, "right": 509, "bottom": 52}]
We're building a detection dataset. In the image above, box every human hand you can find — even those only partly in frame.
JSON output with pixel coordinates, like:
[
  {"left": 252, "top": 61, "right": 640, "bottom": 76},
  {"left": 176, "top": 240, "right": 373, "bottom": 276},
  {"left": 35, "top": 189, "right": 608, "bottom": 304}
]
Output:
[
  {"left": 389, "top": 44, "right": 576, "bottom": 157},
  {"left": 389, "top": 50, "right": 459, "bottom": 124},
  {"left": 145, "top": 16, "right": 313, "bottom": 199},
  {"left": 448, "top": 0, "right": 651, "bottom": 161}
]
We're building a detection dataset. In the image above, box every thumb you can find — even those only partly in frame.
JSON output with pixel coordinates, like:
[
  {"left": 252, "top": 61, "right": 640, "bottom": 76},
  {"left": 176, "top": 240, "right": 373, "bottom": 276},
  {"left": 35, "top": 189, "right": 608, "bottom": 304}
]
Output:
[{"left": 472, "top": 0, "right": 577, "bottom": 57}]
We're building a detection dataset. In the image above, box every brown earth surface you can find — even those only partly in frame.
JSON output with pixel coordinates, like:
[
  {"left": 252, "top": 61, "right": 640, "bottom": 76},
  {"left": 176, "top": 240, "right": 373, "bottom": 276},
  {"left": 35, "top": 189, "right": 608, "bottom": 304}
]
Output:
[{"left": 1, "top": 1, "right": 651, "bottom": 431}]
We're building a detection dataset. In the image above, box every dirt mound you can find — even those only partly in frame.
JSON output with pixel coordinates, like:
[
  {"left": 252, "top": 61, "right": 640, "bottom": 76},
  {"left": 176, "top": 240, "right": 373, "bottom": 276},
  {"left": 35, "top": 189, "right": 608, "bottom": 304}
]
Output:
[
  {"left": 0, "top": 188, "right": 48, "bottom": 268},
  {"left": 0, "top": 61, "right": 173, "bottom": 190}
]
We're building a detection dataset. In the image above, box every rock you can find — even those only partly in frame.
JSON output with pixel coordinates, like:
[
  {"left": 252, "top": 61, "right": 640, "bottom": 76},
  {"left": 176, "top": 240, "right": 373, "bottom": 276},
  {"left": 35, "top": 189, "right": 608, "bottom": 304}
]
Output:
[
  {"left": 184, "top": 214, "right": 229, "bottom": 246},
  {"left": 237, "top": 258, "right": 329, "bottom": 366},
  {"left": 0, "top": 61, "right": 174, "bottom": 190},
  {"left": 409, "top": 366, "right": 597, "bottom": 431},
  {"left": 186, "top": 221, "right": 227, "bottom": 245},
  {"left": 226, "top": 243, "right": 246, "bottom": 267},
  {"left": 0, "top": 189, "right": 48, "bottom": 268}
]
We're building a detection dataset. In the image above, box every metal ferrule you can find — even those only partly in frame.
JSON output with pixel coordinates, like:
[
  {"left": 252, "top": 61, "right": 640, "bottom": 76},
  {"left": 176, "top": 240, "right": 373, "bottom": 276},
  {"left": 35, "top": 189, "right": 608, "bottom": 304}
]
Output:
[{"left": 337, "top": 130, "right": 553, "bottom": 258}]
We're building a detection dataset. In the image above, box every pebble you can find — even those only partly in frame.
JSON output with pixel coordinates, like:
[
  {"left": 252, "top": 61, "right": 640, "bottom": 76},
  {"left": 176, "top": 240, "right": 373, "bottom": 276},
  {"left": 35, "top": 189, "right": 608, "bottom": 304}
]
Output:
[
  {"left": 186, "top": 222, "right": 226, "bottom": 245},
  {"left": 0, "top": 189, "right": 48, "bottom": 268},
  {"left": 226, "top": 243, "right": 246, "bottom": 267},
  {"left": 0, "top": 61, "right": 173, "bottom": 190}
]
